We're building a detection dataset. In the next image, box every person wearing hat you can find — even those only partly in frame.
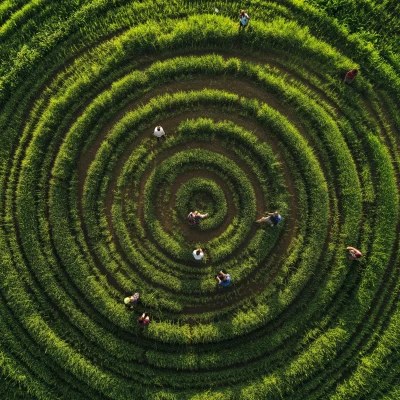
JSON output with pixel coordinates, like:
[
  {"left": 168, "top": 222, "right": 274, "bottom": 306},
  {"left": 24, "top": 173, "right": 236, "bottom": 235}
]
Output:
[
  {"left": 124, "top": 292, "right": 140, "bottom": 308},
  {"left": 153, "top": 125, "right": 166, "bottom": 142}
]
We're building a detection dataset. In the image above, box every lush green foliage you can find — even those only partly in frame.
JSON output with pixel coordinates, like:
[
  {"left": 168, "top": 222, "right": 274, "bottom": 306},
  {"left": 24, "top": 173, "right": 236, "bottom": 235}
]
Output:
[{"left": 0, "top": 0, "right": 399, "bottom": 399}]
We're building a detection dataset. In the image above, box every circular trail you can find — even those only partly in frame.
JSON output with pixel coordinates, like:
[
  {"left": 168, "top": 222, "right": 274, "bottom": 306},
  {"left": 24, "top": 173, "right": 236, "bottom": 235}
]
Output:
[{"left": 1, "top": 4, "right": 400, "bottom": 400}]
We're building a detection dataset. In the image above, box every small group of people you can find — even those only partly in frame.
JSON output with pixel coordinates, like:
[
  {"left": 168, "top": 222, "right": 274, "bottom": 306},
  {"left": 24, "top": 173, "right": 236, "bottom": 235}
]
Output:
[
  {"left": 124, "top": 292, "right": 151, "bottom": 327},
  {"left": 238, "top": 10, "right": 359, "bottom": 85},
  {"left": 254, "top": 210, "right": 362, "bottom": 261}
]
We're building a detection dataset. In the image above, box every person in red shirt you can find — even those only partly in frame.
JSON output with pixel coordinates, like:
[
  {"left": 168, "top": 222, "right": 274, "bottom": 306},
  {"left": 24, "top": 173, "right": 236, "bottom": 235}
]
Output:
[
  {"left": 137, "top": 313, "right": 150, "bottom": 327},
  {"left": 344, "top": 68, "right": 358, "bottom": 84},
  {"left": 347, "top": 246, "right": 362, "bottom": 260}
]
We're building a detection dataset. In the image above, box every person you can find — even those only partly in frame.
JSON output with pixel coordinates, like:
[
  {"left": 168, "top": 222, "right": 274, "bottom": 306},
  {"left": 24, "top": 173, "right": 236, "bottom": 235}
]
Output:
[
  {"left": 216, "top": 271, "right": 231, "bottom": 287},
  {"left": 239, "top": 10, "right": 250, "bottom": 30},
  {"left": 137, "top": 313, "right": 150, "bottom": 327},
  {"left": 347, "top": 246, "right": 362, "bottom": 260},
  {"left": 187, "top": 210, "right": 209, "bottom": 225},
  {"left": 256, "top": 211, "right": 282, "bottom": 227},
  {"left": 153, "top": 125, "right": 166, "bottom": 142},
  {"left": 124, "top": 292, "right": 140, "bottom": 308},
  {"left": 193, "top": 248, "right": 204, "bottom": 261},
  {"left": 344, "top": 68, "right": 358, "bottom": 84}
]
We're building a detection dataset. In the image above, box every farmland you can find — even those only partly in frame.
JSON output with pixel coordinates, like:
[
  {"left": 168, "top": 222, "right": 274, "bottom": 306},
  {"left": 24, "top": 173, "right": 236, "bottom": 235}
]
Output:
[{"left": 0, "top": 0, "right": 399, "bottom": 399}]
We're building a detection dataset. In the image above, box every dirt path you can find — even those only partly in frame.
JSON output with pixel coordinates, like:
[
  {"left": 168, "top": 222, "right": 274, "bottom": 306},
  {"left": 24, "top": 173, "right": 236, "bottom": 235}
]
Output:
[
  {"left": 65, "top": 52, "right": 373, "bottom": 318},
  {"left": 71, "top": 51, "right": 350, "bottom": 316},
  {"left": 75, "top": 76, "right": 304, "bottom": 315}
]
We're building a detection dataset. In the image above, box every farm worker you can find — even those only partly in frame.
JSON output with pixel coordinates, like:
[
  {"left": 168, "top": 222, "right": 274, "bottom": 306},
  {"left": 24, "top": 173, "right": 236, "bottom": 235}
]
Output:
[
  {"left": 188, "top": 210, "right": 209, "bottom": 225},
  {"left": 193, "top": 248, "right": 204, "bottom": 260},
  {"left": 344, "top": 68, "right": 358, "bottom": 84},
  {"left": 347, "top": 246, "right": 362, "bottom": 260},
  {"left": 153, "top": 125, "right": 166, "bottom": 142},
  {"left": 124, "top": 292, "right": 140, "bottom": 307},
  {"left": 256, "top": 211, "right": 282, "bottom": 227},
  {"left": 216, "top": 271, "right": 231, "bottom": 287},
  {"left": 137, "top": 313, "right": 150, "bottom": 327},
  {"left": 239, "top": 10, "right": 250, "bottom": 29}
]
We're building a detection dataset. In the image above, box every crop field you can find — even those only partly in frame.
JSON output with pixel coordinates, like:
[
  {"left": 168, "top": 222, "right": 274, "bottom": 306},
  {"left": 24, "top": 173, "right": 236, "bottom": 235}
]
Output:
[{"left": 1, "top": 0, "right": 400, "bottom": 399}]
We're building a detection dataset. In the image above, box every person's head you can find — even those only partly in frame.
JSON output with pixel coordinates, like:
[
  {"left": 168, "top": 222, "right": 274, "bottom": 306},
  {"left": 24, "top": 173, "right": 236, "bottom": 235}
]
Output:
[
  {"left": 240, "top": 9, "right": 245, "bottom": 15},
  {"left": 196, "top": 249, "right": 201, "bottom": 256},
  {"left": 124, "top": 297, "right": 131, "bottom": 305},
  {"left": 274, "top": 211, "right": 279, "bottom": 216},
  {"left": 157, "top": 126, "right": 161, "bottom": 131},
  {"left": 352, "top": 68, "right": 358, "bottom": 74}
]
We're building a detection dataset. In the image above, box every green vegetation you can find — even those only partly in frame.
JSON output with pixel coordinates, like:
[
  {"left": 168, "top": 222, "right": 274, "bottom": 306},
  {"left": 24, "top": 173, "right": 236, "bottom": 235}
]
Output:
[
  {"left": 175, "top": 177, "right": 228, "bottom": 231},
  {"left": 0, "top": 0, "right": 399, "bottom": 399}
]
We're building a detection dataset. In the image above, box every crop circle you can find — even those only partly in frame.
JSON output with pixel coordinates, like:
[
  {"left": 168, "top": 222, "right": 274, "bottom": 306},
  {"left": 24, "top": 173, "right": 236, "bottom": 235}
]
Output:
[{"left": 1, "top": 2, "right": 399, "bottom": 399}]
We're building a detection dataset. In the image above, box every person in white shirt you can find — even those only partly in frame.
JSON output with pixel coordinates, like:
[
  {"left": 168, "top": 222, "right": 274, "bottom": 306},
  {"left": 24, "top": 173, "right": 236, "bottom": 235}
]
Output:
[
  {"left": 187, "top": 210, "right": 209, "bottom": 225},
  {"left": 193, "top": 248, "right": 204, "bottom": 261},
  {"left": 153, "top": 125, "right": 166, "bottom": 142}
]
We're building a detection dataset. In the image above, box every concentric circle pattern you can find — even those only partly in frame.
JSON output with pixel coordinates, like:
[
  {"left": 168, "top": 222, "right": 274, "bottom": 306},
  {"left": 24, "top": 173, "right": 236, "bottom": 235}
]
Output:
[{"left": 1, "top": 1, "right": 400, "bottom": 399}]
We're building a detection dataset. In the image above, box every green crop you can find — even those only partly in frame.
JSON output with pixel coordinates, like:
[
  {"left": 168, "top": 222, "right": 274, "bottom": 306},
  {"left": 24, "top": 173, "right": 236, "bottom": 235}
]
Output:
[{"left": 0, "top": 1, "right": 399, "bottom": 399}]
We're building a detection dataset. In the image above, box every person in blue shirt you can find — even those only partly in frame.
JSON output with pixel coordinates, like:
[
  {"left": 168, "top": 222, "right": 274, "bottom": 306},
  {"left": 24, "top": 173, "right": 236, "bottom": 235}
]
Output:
[
  {"left": 216, "top": 271, "right": 231, "bottom": 287},
  {"left": 256, "top": 211, "right": 282, "bottom": 227},
  {"left": 239, "top": 10, "right": 250, "bottom": 30}
]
